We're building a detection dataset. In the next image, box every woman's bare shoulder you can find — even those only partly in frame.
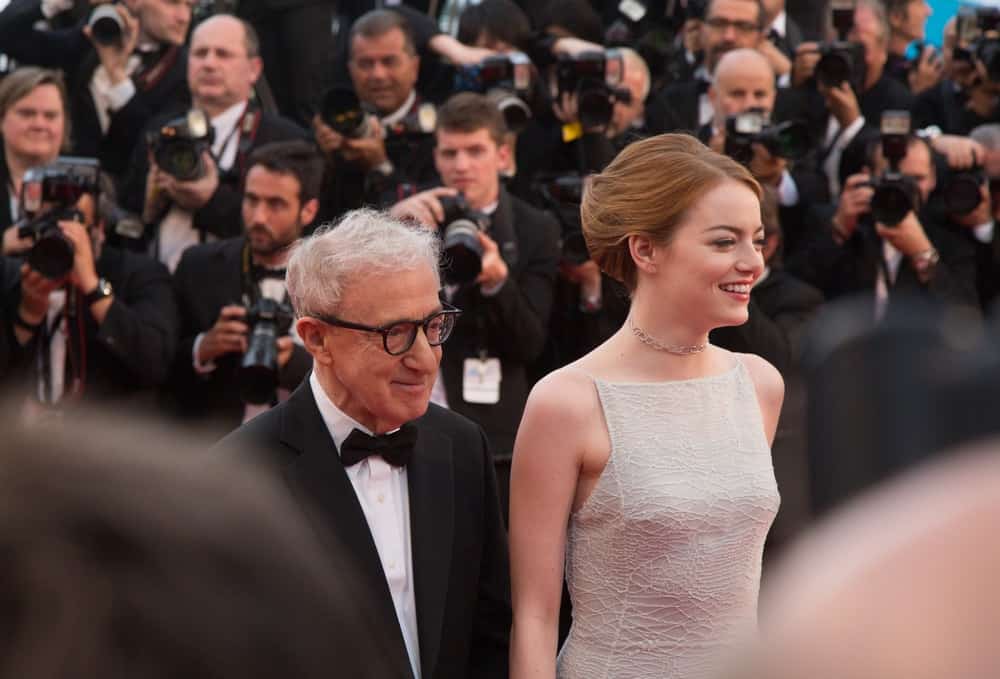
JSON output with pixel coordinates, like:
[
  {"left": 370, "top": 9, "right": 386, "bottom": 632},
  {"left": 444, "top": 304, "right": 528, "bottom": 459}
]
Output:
[{"left": 526, "top": 364, "right": 603, "bottom": 425}]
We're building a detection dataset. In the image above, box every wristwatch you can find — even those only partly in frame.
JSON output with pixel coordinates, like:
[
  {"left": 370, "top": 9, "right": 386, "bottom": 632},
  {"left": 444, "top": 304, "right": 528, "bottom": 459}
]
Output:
[
  {"left": 910, "top": 247, "right": 940, "bottom": 284},
  {"left": 83, "top": 278, "right": 113, "bottom": 306}
]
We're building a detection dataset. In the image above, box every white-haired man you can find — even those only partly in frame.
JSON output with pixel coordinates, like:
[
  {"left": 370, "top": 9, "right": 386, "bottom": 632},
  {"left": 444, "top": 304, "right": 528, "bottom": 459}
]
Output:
[{"left": 218, "top": 209, "right": 512, "bottom": 679}]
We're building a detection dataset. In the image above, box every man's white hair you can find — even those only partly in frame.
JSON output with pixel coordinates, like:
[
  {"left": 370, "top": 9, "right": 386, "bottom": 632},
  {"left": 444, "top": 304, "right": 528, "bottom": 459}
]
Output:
[{"left": 286, "top": 209, "right": 441, "bottom": 318}]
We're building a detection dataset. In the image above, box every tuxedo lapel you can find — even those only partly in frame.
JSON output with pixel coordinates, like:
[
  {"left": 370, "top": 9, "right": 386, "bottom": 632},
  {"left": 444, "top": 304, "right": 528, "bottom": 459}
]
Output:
[
  {"left": 408, "top": 424, "right": 455, "bottom": 679},
  {"left": 278, "top": 384, "right": 414, "bottom": 679}
]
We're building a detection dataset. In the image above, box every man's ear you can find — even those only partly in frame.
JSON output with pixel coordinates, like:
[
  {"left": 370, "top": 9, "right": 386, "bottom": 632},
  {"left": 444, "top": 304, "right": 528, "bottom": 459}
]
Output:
[
  {"left": 299, "top": 198, "right": 319, "bottom": 227},
  {"left": 296, "top": 317, "right": 331, "bottom": 364}
]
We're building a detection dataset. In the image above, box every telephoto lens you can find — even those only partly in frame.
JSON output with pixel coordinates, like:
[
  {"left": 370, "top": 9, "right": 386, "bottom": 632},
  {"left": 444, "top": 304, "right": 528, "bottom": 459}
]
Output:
[
  {"left": 88, "top": 4, "right": 124, "bottom": 46},
  {"left": 438, "top": 195, "right": 487, "bottom": 286},
  {"left": 239, "top": 298, "right": 294, "bottom": 405}
]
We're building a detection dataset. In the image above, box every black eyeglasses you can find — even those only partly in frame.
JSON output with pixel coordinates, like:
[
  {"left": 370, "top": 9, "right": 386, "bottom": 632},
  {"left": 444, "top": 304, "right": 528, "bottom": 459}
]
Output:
[
  {"left": 313, "top": 303, "right": 462, "bottom": 356},
  {"left": 704, "top": 16, "right": 761, "bottom": 35}
]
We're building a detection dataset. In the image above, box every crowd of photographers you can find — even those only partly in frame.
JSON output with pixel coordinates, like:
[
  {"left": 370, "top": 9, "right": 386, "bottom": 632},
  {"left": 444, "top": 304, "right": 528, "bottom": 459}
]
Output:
[{"left": 0, "top": 0, "right": 998, "bottom": 531}]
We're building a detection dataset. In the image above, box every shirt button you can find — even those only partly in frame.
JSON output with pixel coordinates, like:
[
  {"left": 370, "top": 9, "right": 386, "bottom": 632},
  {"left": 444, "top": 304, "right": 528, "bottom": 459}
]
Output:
[
  {"left": 388, "top": 559, "right": 396, "bottom": 570},
  {"left": 377, "top": 493, "right": 385, "bottom": 504}
]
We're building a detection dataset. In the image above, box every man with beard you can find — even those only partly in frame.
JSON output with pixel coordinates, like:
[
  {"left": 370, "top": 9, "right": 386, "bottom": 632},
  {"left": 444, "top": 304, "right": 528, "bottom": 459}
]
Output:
[{"left": 169, "top": 140, "right": 321, "bottom": 439}]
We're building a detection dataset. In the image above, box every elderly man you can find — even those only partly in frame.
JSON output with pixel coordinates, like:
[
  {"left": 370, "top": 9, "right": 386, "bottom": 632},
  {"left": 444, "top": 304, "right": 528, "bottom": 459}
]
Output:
[{"left": 218, "top": 210, "right": 512, "bottom": 679}]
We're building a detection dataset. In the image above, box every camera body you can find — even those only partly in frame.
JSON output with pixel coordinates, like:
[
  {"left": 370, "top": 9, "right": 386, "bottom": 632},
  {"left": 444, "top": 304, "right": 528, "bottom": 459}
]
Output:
[
  {"left": 17, "top": 157, "right": 100, "bottom": 279},
  {"left": 147, "top": 109, "right": 214, "bottom": 181},
  {"left": 438, "top": 194, "right": 490, "bottom": 286},
  {"left": 815, "top": 1, "right": 866, "bottom": 92},
  {"left": 239, "top": 297, "right": 295, "bottom": 405},
  {"left": 942, "top": 166, "right": 986, "bottom": 216},
  {"left": 553, "top": 49, "right": 629, "bottom": 130},
  {"left": 456, "top": 52, "right": 534, "bottom": 132},
  {"left": 869, "top": 111, "right": 919, "bottom": 227},
  {"left": 88, "top": 3, "right": 124, "bottom": 46},
  {"left": 724, "top": 110, "right": 809, "bottom": 165},
  {"left": 319, "top": 86, "right": 375, "bottom": 139},
  {"left": 955, "top": 6, "right": 1000, "bottom": 83},
  {"left": 535, "top": 174, "right": 589, "bottom": 264}
]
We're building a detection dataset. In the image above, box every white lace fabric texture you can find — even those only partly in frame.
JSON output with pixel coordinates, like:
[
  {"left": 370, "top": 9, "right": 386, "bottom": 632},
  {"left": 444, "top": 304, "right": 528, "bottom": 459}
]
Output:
[{"left": 557, "top": 361, "right": 780, "bottom": 679}]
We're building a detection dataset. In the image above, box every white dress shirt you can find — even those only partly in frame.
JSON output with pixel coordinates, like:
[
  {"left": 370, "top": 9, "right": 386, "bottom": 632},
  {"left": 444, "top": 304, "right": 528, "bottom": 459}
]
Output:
[
  {"left": 157, "top": 100, "right": 247, "bottom": 272},
  {"left": 694, "top": 65, "right": 715, "bottom": 127},
  {"left": 822, "top": 114, "right": 866, "bottom": 199},
  {"left": 309, "top": 371, "right": 422, "bottom": 679},
  {"left": 874, "top": 239, "right": 904, "bottom": 321}
]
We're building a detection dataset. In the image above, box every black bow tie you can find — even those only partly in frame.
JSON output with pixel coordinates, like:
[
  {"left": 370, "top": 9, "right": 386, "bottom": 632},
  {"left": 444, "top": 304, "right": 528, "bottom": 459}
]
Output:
[
  {"left": 340, "top": 424, "right": 418, "bottom": 467},
  {"left": 253, "top": 266, "right": 286, "bottom": 282}
]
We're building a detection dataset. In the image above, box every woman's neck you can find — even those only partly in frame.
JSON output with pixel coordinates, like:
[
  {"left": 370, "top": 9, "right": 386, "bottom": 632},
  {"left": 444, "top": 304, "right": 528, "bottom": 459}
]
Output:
[{"left": 628, "top": 287, "right": 711, "bottom": 350}]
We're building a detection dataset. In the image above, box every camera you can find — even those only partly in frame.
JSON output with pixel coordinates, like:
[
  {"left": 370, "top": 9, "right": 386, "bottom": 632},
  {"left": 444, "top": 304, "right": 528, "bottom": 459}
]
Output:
[
  {"left": 815, "top": 0, "right": 866, "bottom": 92},
  {"left": 954, "top": 5, "right": 1000, "bottom": 82},
  {"left": 942, "top": 166, "right": 986, "bottom": 215},
  {"left": 239, "top": 297, "right": 295, "bottom": 405},
  {"left": 88, "top": 3, "right": 124, "bottom": 46},
  {"left": 724, "top": 110, "right": 809, "bottom": 165},
  {"left": 438, "top": 193, "right": 490, "bottom": 286},
  {"left": 535, "top": 174, "right": 589, "bottom": 264},
  {"left": 17, "top": 157, "right": 100, "bottom": 279},
  {"left": 869, "top": 111, "right": 919, "bottom": 227},
  {"left": 553, "top": 49, "right": 629, "bottom": 130},
  {"left": 319, "top": 86, "right": 375, "bottom": 139},
  {"left": 456, "top": 52, "right": 534, "bottom": 133},
  {"left": 147, "top": 109, "right": 214, "bottom": 181}
]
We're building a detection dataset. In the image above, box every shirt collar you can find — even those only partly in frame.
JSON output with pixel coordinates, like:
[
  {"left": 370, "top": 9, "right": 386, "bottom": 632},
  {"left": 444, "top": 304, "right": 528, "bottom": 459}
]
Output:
[
  {"left": 694, "top": 65, "right": 712, "bottom": 84},
  {"left": 380, "top": 90, "right": 417, "bottom": 127},
  {"left": 309, "top": 371, "right": 373, "bottom": 455},
  {"left": 973, "top": 220, "right": 995, "bottom": 244},
  {"left": 768, "top": 10, "right": 787, "bottom": 37}
]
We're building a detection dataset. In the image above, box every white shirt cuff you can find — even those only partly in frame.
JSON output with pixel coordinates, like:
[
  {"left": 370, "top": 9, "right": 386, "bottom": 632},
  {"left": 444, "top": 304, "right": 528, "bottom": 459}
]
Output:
[
  {"left": 40, "top": 0, "right": 73, "bottom": 19},
  {"left": 777, "top": 169, "right": 800, "bottom": 206},
  {"left": 106, "top": 77, "right": 137, "bottom": 112},
  {"left": 973, "top": 220, "right": 995, "bottom": 244},
  {"left": 836, "top": 115, "right": 866, "bottom": 152},
  {"left": 192, "top": 332, "right": 217, "bottom": 374},
  {"left": 776, "top": 72, "right": 791, "bottom": 89}
]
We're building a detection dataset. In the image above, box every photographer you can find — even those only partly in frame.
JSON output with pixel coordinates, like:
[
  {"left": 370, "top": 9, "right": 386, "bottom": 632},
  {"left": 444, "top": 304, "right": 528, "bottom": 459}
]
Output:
[
  {"left": 1, "top": 68, "right": 67, "bottom": 249},
  {"left": 389, "top": 92, "right": 559, "bottom": 516},
  {"left": 119, "top": 15, "right": 306, "bottom": 272},
  {"left": 884, "top": 0, "right": 938, "bottom": 94},
  {"left": 0, "top": 0, "right": 192, "bottom": 175},
  {"left": 703, "top": 48, "right": 829, "bottom": 256},
  {"left": 313, "top": 9, "right": 439, "bottom": 221},
  {"left": 169, "top": 140, "right": 320, "bottom": 438},
  {"left": 5, "top": 164, "right": 178, "bottom": 414},
  {"left": 787, "top": 130, "right": 979, "bottom": 321},
  {"left": 784, "top": 0, "right": 913, "bottom": 198}
]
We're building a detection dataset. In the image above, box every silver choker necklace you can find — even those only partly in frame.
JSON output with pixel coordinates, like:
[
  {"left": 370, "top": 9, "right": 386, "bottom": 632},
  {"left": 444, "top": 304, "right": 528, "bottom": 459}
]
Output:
[{"left": 628, "top": 317, "right": 708, "bottom": 356}]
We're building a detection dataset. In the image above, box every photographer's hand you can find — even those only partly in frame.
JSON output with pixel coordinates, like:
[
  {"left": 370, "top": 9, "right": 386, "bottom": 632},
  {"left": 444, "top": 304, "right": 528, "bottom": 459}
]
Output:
[
  {"left": 312, "top": 114, "right": 345, "bottom": 157},
  {"left": 389, "top": 186, "right": 458, "bottom": 229},
  {"left": 749, "top": 143, "right": 786, "bottom": 188},
  {"left": 932, "top": 135, "right": 984, "bottom": 170},
  {"left": 832, "top": 171, "right": 873, "bottom": 243},
  {"left": 15, "top": 263, "right": 60, "bottom": 345},
  {"left": 3, "top": 225, "right": 34, "bottom": 256},
  {"left": 476, "top": 232, "right": 509, "bottom": 291},
  {"left": 340, "top": 119, "right": 389, "bottom": 171},
  {"left": 198, "top": 305, "right": 248, "bottom": 364},
  {"left": 791, "top": 42, "right": 820, "bottom": 88},
  {"left": 552, "top": 91, "right": 581, "bottom": 126},
  {"left": 908, "top": 45, "right": 943, "bottom": 95},
  {"left": 162, "top": 151, "right": 220, "bottom": 211},
  {"left": 875, "top": 212, "right": 932, "bottom": 257},
  {"left": 757, "top": 38, "right": 791, "bottom": 78},
  {"left": 276, "top": 336, "right": 294, "bottom": 369},
  {"left": 83, "top": 4, "right": 139, "bottom": 86},
  {"left": 821, "top": 80, "right": 861, "bottom": 129},
  {"left": 952, "top": 183, "right": 992, "bottom": 228}
]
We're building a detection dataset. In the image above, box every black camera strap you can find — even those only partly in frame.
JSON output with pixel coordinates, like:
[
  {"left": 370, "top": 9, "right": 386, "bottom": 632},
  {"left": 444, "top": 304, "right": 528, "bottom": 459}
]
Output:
[
  {"left": 133, "top": 45, "right": 181, "bottom": 92},
  {"left": 240, "top": 238, "right": 289, "bottom": 307},
  {"left": 234, "top": 102, "right": 262, "bottom": 179}
]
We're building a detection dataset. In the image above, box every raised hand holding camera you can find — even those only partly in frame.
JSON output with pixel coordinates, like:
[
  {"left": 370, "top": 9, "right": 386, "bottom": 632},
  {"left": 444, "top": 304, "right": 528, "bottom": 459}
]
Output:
[
  {"left": 156, "top": 150, "right": 220, "bottom": 211},
  {"left": 389, "top": 186, "right": 459, "bottom": 229},
  {"left": 83, "top": 3, "right": 140, "bottom": 86},
  {"left": 197, "top": 305, "right": 248, "bottom": 365}
]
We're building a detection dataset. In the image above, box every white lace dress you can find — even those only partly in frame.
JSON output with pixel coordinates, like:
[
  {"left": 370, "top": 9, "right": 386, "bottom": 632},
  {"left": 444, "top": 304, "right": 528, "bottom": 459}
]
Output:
[{"left": 557, "top": 360, "right": 780, "bottom": 679}]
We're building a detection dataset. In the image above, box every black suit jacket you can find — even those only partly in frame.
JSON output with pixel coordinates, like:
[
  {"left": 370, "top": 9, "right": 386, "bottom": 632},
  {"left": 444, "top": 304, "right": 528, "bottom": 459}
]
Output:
[
  {"left": 216, "top": 383, "right": 512, "bottom": 679},
  {"left": 119, "top": 107, "right": 308, "bottom": 247},
  {"left": 0, "top": 150, "right": 15, "bottom": 231},
  {"left": 911, "top": 79, "right": 997, "bottom": 136},
  {"left": 441, "top": 187, "right": 560, "bottom": 456},
  {"left": 169, "top": 236, "right": 311, "bottom": 436},
  {"left": 8, "top": 246, "right": 179, "bottom": 407},
  {"left": 0, "top": 0, "right": 190, "bottom": 175}
]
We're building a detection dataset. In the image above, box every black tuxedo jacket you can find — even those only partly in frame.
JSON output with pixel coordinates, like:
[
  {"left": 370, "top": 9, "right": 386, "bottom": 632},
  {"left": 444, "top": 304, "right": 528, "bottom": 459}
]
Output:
[
  {"left": 947, "top": 220, "right": 1000, "bottom": 313},
  {"left": 441, "top": 187, "right": 560, "bottom": 456},
  {"left": 911, "top": 79, "right": 997, "bottom": 136},
  {"left": 169, "top": 236, "right": 311, "bottom": 436},
  {"left": 216, "top": 384, "right": 512, "bottom": 679},
  {"left": 7, "top": 246, "right": 179, "bottom": 407},
  {"left": 0, "top": 0, "right": 190, "bottom": 176},
  {"left": 119, "top": 107, "right": 308, "bottom": 247},
  {"left": 0, "top": 150, "right": 15, "bottom": 231}
]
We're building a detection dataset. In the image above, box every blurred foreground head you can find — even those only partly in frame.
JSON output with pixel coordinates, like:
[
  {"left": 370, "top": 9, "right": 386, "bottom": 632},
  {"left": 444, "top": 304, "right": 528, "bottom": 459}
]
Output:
[
  {"left": 0, "top": 414, "right": 382, "bottom": 679},
  {"left": 720, "top": 438, "right": 1000, "bottom": 679}
]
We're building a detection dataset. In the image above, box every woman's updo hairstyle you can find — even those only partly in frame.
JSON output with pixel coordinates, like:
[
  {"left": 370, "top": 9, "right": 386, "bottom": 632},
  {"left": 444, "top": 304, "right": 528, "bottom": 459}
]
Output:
[{"left": 581, "top": 133, "right": 761, "bottom": 292}]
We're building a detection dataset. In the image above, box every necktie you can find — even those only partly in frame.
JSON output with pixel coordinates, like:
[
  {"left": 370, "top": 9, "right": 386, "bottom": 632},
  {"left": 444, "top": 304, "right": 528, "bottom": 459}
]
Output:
[{"left": 340, "top": 423, "right": 418, "bottom": 467}]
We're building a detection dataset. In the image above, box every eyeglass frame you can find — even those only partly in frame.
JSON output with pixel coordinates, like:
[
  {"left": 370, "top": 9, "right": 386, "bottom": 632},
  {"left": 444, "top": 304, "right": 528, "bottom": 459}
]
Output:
[
  {"left": 704, "top": 16, "right": 761, "bottom": 35},
  {"left": 311, "top": 302, "right": 463, "bottom": 356}
]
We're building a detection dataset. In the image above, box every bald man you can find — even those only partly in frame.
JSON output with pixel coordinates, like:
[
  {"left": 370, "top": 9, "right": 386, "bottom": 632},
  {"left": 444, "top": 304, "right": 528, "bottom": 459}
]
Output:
[{"left": 119, "top": 14, "right": 307, "bottom": 270}]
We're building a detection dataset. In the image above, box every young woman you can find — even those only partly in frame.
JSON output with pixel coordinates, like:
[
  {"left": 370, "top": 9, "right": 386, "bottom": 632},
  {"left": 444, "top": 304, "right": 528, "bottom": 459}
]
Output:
[{"left": 510, "top": 133, "right": 783, "bottom": 679}]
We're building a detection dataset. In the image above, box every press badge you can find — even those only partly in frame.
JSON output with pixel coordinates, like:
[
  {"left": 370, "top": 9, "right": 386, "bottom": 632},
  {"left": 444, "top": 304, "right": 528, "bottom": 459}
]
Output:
[{"left": 463, "top": 358, "right": 502, "bottom": 404}]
